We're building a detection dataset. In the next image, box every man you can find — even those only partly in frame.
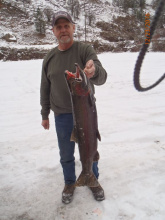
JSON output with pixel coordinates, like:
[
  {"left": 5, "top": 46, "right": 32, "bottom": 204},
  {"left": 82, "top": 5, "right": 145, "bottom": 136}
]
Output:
[{"left": 40, "top": 11, "right": 107, "bottom": 204}]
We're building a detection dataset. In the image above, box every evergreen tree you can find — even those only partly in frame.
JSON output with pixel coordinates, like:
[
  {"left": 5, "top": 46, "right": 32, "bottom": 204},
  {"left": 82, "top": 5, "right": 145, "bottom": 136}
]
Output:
[
  {"left": 112, "top": 0, "right": 122, "bottom": 7},
  {"left": 87, "top": 12, "right": 95, "bottom": 26},
  {"left": 152, "top": 0, "right": 160, "bottom": 9},
  {"left": 113, "top": 0, "right": 146, "bottom": 21},
  {"left": 73, "top": 1, "right": 80, "bottom": 19},
  {"left": 67, "top": 0, "right": 80, "bottom": 17},
  {"left": 139, "top": 0, "right": 146, "bottom": 9},
  {"left": 34, "top": 7, "right": 46, "bottom": 35},
  {"left": 152, "top": 0, "right": 165, "bottom": 28}
]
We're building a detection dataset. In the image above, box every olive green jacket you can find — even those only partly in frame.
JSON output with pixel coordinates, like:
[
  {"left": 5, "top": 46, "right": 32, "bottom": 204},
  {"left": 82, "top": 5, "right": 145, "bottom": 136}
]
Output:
[{"left": 40, "top": 41, "right": 107, "bottom": 119}]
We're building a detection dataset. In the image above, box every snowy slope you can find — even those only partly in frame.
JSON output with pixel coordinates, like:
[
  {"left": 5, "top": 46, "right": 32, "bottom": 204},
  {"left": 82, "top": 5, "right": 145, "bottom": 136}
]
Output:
[
  {"left": 0, "top": 0, "right": 115, "bottom": 45},
  {"left": 0, "top": 52, "right": 165, "bottom": 220},
  {"left": 0, "top": 0, "right": 157, "bottom": 50}
]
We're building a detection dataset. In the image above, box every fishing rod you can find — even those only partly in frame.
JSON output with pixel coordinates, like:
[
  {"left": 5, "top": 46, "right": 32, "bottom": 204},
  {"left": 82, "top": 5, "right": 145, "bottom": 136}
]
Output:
[{"left": 134, "top": 0, "right": 165, "bottom": 92}]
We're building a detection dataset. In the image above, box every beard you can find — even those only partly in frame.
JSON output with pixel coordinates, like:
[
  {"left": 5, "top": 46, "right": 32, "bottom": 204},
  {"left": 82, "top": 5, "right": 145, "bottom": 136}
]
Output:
[{"left": 59, "top": 35, "right": 71, "bottom": 44}]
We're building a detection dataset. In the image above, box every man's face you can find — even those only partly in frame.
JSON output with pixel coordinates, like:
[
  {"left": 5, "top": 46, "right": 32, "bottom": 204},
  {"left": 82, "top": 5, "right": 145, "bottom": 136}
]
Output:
[{"left": 53, "top": 18, "right": 75, "bottom": 44}]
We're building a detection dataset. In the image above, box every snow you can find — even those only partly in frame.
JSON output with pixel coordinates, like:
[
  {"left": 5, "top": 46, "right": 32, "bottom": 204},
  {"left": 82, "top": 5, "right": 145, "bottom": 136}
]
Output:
[{"left": 0, "top": 52, "right": 165, "bottom": 220}]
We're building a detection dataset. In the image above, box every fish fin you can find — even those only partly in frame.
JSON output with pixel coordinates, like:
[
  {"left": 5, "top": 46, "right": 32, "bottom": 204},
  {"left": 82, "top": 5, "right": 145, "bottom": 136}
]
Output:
[
  {"left": 88, "top": 94, "right": 93, "bottom": 106},
  {"left": 93, "top": 151, "right": 100, "bottom": 162},
  {"left": 96, "top": 130, "right": 101, "bottom": 141},
  {"left": 70, "top": 127, "right": 78, "bottom": 143},
  {"left": 88, "top": 91, "right": 96, "bottom": 107},
  {"left": 75, "top": 172, "right": 99, "bottom": 187}
]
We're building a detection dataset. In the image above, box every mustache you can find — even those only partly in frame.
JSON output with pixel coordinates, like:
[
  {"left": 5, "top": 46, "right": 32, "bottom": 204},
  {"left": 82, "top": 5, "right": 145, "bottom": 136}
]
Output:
[{"left": 60, "top": 34, "right": 69, "bottom": 37}]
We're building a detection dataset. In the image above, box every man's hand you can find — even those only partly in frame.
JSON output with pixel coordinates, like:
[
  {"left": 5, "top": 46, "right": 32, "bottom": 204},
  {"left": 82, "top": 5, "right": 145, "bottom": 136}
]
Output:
[
  {"left": 41, "top": 119, "right": 49, "bottom": 130},
  {"left": 84, "top": 60, "right": 95, "bottom": 79}
]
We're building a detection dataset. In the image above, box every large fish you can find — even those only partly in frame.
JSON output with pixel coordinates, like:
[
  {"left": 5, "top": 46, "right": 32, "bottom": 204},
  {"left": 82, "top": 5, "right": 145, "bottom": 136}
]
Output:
[{"left": 65, "top": 63, "right": 101, "bottom": 187}]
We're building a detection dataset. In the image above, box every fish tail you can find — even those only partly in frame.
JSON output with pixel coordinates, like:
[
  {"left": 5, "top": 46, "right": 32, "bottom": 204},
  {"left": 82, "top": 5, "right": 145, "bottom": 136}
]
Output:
[{"left": 75, "top": 172, "right": 99, "bottom": 187}]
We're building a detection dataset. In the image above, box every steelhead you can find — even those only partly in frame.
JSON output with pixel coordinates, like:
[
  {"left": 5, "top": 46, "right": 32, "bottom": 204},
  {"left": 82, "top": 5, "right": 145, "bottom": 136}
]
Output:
[{"left": 65, "top": 63, "right": 101, "bottom": 187}]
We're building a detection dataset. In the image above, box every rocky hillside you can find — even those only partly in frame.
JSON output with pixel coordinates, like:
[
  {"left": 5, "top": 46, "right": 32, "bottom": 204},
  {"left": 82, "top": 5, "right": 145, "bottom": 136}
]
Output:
[{"left": 0, "top": 0, "right": 164, "bottom": 61}]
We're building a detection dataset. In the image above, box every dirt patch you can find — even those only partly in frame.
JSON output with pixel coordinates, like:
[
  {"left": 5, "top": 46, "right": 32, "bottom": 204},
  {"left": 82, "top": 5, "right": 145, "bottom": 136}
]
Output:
[
  {"left": 0, "top": 47, "right": 50, "bottom": 61},
  {"left": 96, "top": 15, "right": 144, "bottom": 51}
]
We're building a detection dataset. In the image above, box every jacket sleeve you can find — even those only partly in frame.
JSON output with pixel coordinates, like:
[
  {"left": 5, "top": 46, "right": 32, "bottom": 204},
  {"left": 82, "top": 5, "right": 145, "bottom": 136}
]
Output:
[
  {"left": 40, "top": 59, "right": 51, "bottom": 120},
  {"left": 83, "top": 44, "right": 107, "bottom": 85}
]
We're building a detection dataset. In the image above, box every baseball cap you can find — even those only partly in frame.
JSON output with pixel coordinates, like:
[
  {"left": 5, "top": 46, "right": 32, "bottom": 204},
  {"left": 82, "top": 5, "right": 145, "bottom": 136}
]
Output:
[{"left": 52, "top": 11, "right": 76, "bottom": 26}]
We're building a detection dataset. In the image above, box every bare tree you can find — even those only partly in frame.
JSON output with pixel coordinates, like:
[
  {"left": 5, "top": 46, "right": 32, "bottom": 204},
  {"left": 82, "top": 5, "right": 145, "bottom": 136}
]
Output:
[{"left": 44, "top": 6, "right": 53, "bottom": 22}]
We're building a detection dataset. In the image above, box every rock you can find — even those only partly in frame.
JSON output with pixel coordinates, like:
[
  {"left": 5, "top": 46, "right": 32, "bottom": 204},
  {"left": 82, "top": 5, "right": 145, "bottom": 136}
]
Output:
[{"left": 2, "top": 33, "right": 17, "bottom": 42}]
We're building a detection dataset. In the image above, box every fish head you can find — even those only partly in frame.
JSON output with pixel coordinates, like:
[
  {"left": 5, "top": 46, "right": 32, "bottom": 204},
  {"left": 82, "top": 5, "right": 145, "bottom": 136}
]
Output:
[{"left": 65, "top": 63, "right": 89, "bottom": 96}]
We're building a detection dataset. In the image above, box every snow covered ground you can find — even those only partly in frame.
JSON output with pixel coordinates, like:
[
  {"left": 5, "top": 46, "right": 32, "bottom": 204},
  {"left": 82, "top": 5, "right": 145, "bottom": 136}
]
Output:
[{"left": 0, "top": 52, "right": 165, "bottom": 220}]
